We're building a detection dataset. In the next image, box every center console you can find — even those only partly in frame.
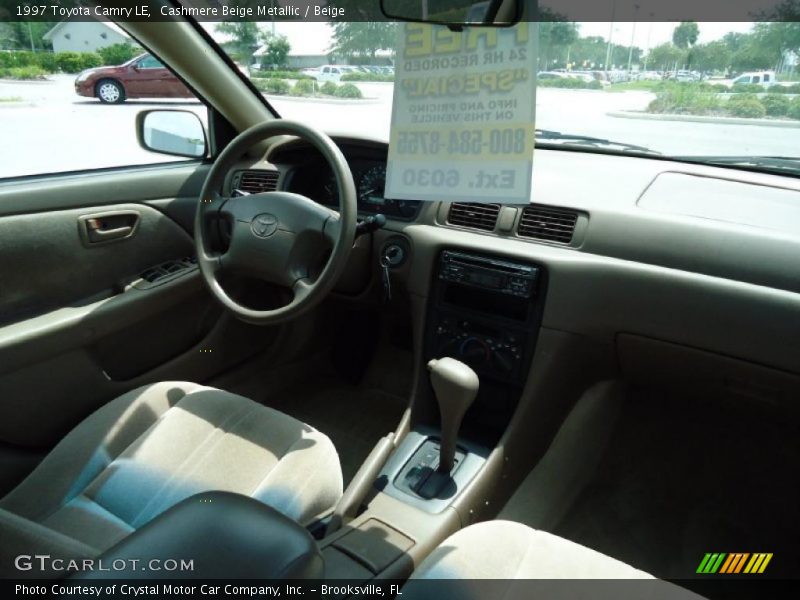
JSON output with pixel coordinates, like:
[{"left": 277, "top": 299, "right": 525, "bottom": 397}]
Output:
[
  {"left": 318, "top": 249, "right": 546, "bottom": 581},
  {"left": 373, "top": 250, "right": 545, "bottom": 510},
  {"left": 426, "top": 251, "right": 544, "bottom": 386}
]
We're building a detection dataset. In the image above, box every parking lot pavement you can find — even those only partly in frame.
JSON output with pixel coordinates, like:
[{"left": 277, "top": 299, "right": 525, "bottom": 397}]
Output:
[
  {"left": 0, "top": 75, "right": 205, "bottom": 179},
  {"left": 1, "top": 75, "right": 798, "bottom": 180}
]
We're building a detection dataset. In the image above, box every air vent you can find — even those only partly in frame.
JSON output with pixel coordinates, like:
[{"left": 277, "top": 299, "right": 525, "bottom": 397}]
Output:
[
  {"left": 236, "top": 170, "right": 279, "bottom": 194},
  {"left": 518, "top": 205, "right": 578, "bottom": 244},
  {"left": 447, "top": 202, "right": 501, "bottom": 231}
]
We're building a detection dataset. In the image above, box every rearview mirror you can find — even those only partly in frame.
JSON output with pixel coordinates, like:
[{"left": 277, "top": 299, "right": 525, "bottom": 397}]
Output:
[
  {"left": 136, "top": 110, "right": 207, "bottom": 159},
  {"left": 380, "top": 0, "right": 522, "bottom": 26}
]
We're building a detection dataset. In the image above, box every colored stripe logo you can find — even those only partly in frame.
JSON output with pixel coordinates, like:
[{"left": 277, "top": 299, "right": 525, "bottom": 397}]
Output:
[{"left": 697, "top": 553, "right": 773, "bottom": 574}]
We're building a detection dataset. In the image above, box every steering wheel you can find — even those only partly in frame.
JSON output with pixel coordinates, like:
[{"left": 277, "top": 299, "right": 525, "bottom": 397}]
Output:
[{"left": 194, "top": 120, "right": 357, "bottom": 325}]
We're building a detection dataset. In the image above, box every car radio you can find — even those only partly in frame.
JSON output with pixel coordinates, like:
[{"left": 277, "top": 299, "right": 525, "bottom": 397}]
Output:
[{"left": 438, "top": 251, "right": 539, "bottom": 298}]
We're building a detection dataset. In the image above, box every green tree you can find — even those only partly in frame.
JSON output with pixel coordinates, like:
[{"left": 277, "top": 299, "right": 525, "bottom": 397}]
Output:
[
  {"left": 1, "top": 22, "right": 57, "bottom": 51},
  {"left": 216, "top": 22, "right": 260, "bottom": 63},
  {"left": 539, "top": 22, "right": 579, "bottom": 48},
  {"left": 689, "top": 40, "right": 730, "bottom": 72},
  {"left": 672, "top": 21, "right": 699, "bottom": 50},
  {"left": 569, "top": 36, "right": 610, "bottom": 68},
  {"left": 98, "top": 43, "right": 141, "bottom": 66},
  {"left": 761, "top": 0, "right": 800, "bottom": 54},
  {"left": 538, "top": 18, "right": 579, "bottom": 68},
  {"left": 647, "top": 43, "right": 686, "bottom": 71},
  {"left": 259, "top": 33, "right": 290, "bottom": 68},
  {"left": 329, "top": 22, "right": 397, "bottom": 60},
  {"left": 0, "top": 23, "right": 15, "bottom": 49},
  {"left": 752, "top": 19, "right": 800, "bottom": 67},
  {"left": 722, "top": 32, "right": 749, "bottom": 53},
  {"left": 715, "top": 20, "right": 798, "bottom": 75},
  {"left": 768, "top": 22, "right": 800, "bottom": 56},
  {"left": 730, "top": 40, "right": 781, "bottom": 72}
]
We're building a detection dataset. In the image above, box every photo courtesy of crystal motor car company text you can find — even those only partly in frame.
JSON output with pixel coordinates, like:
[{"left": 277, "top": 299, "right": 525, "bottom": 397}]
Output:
[{"left": 0, "top": 0, "right": 799, "bottom": 599}]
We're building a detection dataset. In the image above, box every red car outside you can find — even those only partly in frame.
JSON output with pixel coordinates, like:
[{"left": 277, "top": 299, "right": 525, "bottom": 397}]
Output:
[{"left": 74, "top": 54, "right": 193, "bottom": 103}]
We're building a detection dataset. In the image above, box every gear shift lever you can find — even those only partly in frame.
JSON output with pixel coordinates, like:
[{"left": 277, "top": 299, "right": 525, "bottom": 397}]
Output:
[{"left": 428, "top": 357, "right": 479, "bottom": 473}]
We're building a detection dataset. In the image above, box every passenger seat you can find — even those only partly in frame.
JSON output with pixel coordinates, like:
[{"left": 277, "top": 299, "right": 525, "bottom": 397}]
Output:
[{"left": 405, "top": 521, "right": 704, "bottom": 598}]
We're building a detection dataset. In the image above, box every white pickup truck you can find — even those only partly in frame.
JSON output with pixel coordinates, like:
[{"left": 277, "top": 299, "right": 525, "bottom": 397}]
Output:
[{"left": 730, "top": 71, "right": 777, "bottom": 88}]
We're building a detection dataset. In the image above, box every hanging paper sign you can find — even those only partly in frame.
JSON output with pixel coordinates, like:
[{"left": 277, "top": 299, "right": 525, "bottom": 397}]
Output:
[{"left": 385, "top": 22, "right": 536, "bottom": 204}]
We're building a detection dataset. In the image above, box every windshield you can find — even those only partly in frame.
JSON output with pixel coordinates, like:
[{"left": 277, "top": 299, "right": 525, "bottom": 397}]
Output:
[{"left": 209, "top": 20, "right": 800, "bottom": 171}]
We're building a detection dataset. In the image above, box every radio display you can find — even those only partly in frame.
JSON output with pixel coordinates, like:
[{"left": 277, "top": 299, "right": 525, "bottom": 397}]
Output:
[{"left": 469, "top": 271, "right": 503, "bottom": 288}]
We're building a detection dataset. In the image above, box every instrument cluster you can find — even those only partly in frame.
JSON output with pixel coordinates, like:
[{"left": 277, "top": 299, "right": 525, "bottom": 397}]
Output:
[{"left": 293, "top": 160, "right": 422, "bottom": 221}]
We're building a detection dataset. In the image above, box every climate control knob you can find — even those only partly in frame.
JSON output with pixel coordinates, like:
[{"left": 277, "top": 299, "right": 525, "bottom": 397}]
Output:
[
  {"left": 459, "top": 337, "right": 489, "bottom": 365},
  {"left": 492, "top": 348, "right": 517, "bottom": 374}
]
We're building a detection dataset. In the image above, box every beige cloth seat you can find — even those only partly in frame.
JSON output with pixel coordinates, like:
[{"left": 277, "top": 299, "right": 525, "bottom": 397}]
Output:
[
  {"left": 408, "top": 521, "right": 704, "bottom": 599},
  {"left": 413, "top": 521, "right": 653, "bottom": 579},
  {"left": 0, "top": 382, "right": 342, "bottom": 575}
]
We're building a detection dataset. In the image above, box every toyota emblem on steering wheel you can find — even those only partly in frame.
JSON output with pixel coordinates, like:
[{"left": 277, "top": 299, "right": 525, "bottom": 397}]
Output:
[{"left": 251, "top": 213, "right": 279, "bottom": 238}]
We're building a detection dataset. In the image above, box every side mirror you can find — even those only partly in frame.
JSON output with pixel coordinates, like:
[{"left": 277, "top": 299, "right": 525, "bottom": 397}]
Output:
[
  {"left": 380, "top": 0, "right": 522, "bottom": 26},
  {"left": 136, "top": 110, "right": 207, "bottom": 159}
]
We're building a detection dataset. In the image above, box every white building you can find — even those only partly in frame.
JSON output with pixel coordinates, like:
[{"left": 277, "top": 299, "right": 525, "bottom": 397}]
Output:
[{"left": 43, "top": 20, "right": 130, "bottom": 53}]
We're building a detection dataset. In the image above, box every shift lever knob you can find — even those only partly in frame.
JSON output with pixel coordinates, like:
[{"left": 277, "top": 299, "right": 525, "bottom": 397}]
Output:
[{"left": 428, "top": 357, "right": 479, "bottom": 473}]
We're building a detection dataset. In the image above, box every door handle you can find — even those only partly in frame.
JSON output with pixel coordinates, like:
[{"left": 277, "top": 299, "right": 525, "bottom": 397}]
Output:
[
  {"left": 78, "top": 211, "right": 140, "bottom": 246},
  {"left": 88, "top": 222, "right": 132, "bottom": 240}
]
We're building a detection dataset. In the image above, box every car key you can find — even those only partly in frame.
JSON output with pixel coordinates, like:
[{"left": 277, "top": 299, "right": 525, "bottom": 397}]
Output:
[{"left": 380, "top": 254, "right": 392, "bottom": 302}]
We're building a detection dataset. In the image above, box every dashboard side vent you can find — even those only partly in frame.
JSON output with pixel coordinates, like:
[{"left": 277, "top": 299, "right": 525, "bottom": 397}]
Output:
[
  {"left": 518, "top": 205, "right": 578, "bottom": 244},
  {"left": 447, "top": 202, "right": 501, "bottom": 231},
  {"left": 236, "top": 170, "right": 280, "bottom": 194}
]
